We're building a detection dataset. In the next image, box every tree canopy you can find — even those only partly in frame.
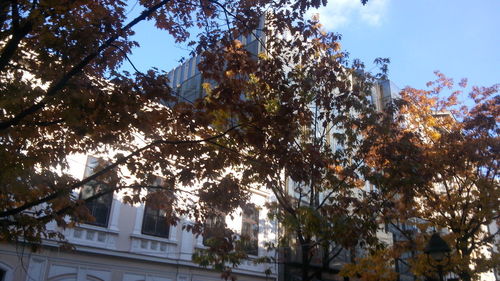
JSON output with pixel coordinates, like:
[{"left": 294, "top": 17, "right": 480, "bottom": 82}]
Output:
[
  {"left": 191, "top": 21, "right": 391, "bottom": 280},
  {"left": 0, "top": 0, "right": 372, "bottom": 250},
  {"left": 352, "top": 72, "right": 499, "bottom": 281},
  {"left": 4, "top": 1, "right": 497, "bottom": 281}
]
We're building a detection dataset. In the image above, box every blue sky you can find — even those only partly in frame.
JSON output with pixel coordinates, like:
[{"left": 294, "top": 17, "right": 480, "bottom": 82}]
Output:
[{"left": 127, "top": 0, "right": 500, "bottom": 91}]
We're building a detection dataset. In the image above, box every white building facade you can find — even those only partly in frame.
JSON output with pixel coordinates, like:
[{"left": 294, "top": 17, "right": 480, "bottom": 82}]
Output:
[{"left": 0, "top": 151, "right": 278, "bottom": 281}]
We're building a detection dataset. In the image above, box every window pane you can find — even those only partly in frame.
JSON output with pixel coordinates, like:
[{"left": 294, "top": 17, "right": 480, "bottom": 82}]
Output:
[
  {"left": 159, "top": 209, "right": 167, "bottom": 217},
  {"left": 142, "top": 204, "right": 170, "bottom": 238},
  {"left": 96, "top": 202, "right": 109, "bottom": 225},
  {"left": 145, "top": 205, "right": 157, "bottom": 216},
  {"left": 156, "top": 218, "right": 169, "bottom": 237},
  {"left": 203, "top": 214, "right": 226, "bottom": 246},
  {"left": 83, "top": 191, "right": 112, "bottom": 227},
  {"left": 242, "top": 205, "right": 259, "bottom": 256},
  {"left": 142, "top": 215, "right": 156, "bottom": 235},
  {"left": 80, "top": 185, "right": 96, "bottom": 200},
  {"left": 80, "top": 156, "right": 114, "bottom": 228}
]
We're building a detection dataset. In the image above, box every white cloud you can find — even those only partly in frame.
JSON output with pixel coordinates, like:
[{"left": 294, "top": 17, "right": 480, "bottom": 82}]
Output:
[{"left": 307, "top": 0, "right": 389, "bottom": 30}]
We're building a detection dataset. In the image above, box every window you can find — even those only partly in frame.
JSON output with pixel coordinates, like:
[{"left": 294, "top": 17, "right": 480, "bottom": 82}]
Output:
[
  {"left": 80, "top": 156, "right": 113, "bottom": 227},
  {"left": 141, "top": 202, "right": 170, "bottom": 238},
  {"left": 203, "top": 214, "right": 226, "bottom": 246},
  {"left": 0, "top": 262, "right": 12, "bottom": 281},
  {"left": 80, "top": 183, "right": 113, "bottom": 227},
  {"left": 241, "top": 205, "right": 259, "bottom": 256},
  {"left": 141, "top": 177, "right": 170, "bottom": 238}
]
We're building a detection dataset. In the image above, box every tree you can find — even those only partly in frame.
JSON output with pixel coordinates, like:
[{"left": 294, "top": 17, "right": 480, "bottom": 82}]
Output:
[
  {"left": 365, "top": 72, "right": 499, "bottom": 281},
  {"left": 190, "top": 15, "right": 392, "bottom": 280},
  {"left": 1, "top": 0, "right": 355, "bottom": 246},
  {"left": 340, "top": 248, "right": 398, "bottom": 281},
  {"left": 0, "top": 0, "right": 375, "bottom": 251}
]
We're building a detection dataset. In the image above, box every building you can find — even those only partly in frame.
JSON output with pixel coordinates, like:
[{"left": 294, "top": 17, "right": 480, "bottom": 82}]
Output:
[
  {"left": 0, "top": 152, "right": 279, "bottom": 281},
  {"left": 0, "top": 17, "right": 402, "bottom": 280},
  {"left": 0, "top": 69, "right": 402, "bottom": 281}
]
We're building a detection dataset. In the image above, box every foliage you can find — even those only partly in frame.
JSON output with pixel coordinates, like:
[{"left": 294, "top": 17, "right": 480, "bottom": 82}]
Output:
[
  {"left": 189, "top": 13, "right": 393, "bottom": 279},
  {"left": 192, "top": 231, "right": 249, "bottom": 281},
  {"left": 1, "top": 0, "right": 351, "bottom": 246},
  {"left": 366, "top": 72, "right": 500, "bottom": 281},
  {"left": 0, "top": 0, "right": 386, "bottom": 280},
  {"left": 340, "top": 248, "right": 398, "bottom": 281}
]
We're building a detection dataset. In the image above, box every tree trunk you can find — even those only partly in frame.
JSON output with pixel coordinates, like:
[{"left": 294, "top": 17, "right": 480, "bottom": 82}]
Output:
[
  {"left": 318, "top": 241, "right": 330, "bottom": 280},
  {"left": 458, "top": 272, "right": 472, "bottom": 281},
  {"left": 301, "top": 243, "right": 311, "bottom": 281}
]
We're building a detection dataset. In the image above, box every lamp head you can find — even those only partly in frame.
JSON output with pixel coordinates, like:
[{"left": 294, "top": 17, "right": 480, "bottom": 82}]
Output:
[{"left": 424, "top": 232, "right": 451, "bottom": 262}]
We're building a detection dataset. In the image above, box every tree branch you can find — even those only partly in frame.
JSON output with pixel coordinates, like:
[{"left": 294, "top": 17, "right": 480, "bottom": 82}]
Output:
[
  {"left": 0, "top": 0, "right": 172, "bottom": 131},
  {"left": 0, "top": 20, "right": 33, "bottom": 72},
  {"left": 0, "top": 124, "right": 240, "bottom": 218}
]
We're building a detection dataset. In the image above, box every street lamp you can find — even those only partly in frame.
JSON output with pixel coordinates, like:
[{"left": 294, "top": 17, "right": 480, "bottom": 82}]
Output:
[{"left": 424, "top": 232, "right": 451, "bottom": 281}]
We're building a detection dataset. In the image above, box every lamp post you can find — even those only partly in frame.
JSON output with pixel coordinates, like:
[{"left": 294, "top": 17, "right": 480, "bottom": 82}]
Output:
[{"left": 424, "top": 232, "right": 451, "bottom": 281}]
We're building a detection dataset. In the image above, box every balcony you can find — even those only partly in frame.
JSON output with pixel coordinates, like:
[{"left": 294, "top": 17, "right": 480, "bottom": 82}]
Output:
[
  {"left": 63, "top": 224, "right": 119, "bottom": 250},
  {"left": 129, "top": 233, "right": 178, "bottom": 259}
]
